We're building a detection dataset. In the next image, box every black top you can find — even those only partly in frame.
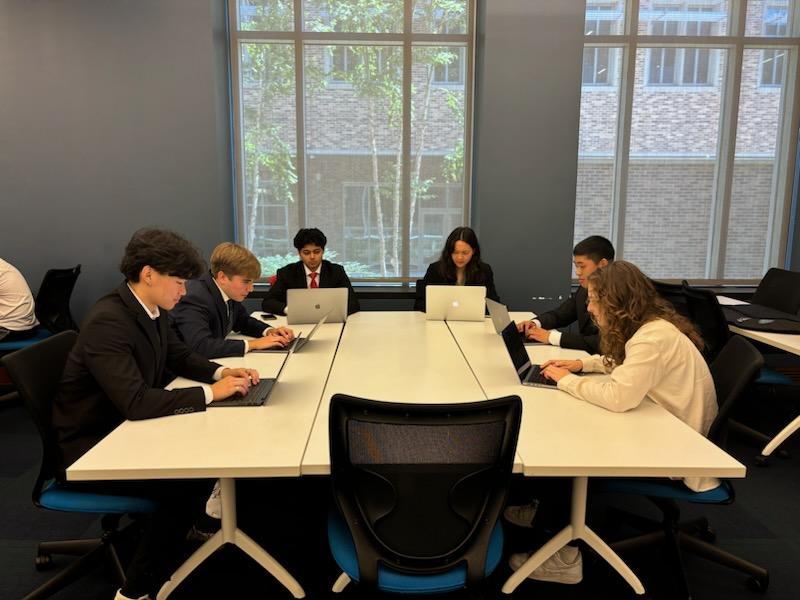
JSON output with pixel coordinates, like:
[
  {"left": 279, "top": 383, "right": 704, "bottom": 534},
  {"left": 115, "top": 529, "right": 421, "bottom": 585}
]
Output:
[
  {"left": 414, "top": 261, "right": 500, "bottom": 311},
  {"left": 53, "top": 282, "right": 221, "bottom": 475},
  {"left": 261, "top": 259, "right": 360, "bottom": 316},
  {"left": 535, "top": 286, "right": 599, "bottom": 354},
  {"left": 170, "top": 271, "right": 271, "bottom": 359}
]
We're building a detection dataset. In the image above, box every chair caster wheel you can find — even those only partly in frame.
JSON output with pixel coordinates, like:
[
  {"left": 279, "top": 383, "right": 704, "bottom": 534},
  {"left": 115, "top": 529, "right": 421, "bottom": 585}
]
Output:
[
  {"left": 34, "top": 553, "right": 53, "bottom": 571},
  {"left": 699, "top": 526, "right": 716, "bottom": 543},
  {"left": 755, "top": 454, "right": 770, "bottom": 467},
  {"left": 746, "top": 574, "right": 769, "bottom": 592}
]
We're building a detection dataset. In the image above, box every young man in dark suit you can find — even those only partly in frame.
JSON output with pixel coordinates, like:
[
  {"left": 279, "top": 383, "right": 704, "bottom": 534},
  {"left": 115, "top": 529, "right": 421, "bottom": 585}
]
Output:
[
  {"left": 518, "top": 235, "right": 614, "bottom": 354},
  {"left": 171, "top": 242, "right": 294, "bottom": 358},
  {"left": 261, "top": 227, "right": 360, "bottom": 316},
  {"left": 53, "top": 229, "right": 260, "bottom": 600}
]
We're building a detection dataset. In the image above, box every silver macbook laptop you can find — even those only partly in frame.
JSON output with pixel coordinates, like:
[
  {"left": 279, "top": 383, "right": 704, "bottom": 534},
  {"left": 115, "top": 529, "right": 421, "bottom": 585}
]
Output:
[
  {"left": 425, "top": 285, "right": 487, "bottom": 322},
  {"left": 253, "top": 312, "right": 329, "bottom": 353},
  {"left": 500, "top": 322, "right": 559, "bottom": 389},
  {"left": 286, "top": 288, "right": 348, "bottom": 324},
  {"left": 211, "top": 341, "right": 296, "bottom": 407},
  {"left": 486, "top": 298, "right": 541, "bottom": 345}
]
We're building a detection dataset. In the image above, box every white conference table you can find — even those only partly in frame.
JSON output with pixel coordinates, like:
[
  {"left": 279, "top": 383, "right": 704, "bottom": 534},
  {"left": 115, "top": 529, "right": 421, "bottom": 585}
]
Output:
[
  {"left": 67, "top": 319, "right": 344, "bottom": 600},
  {"left": 719, "top": 295, "right": 800, "bottom": 458},
  {"left": 447, "top": 315, "right": 745, "bottom": 596}
]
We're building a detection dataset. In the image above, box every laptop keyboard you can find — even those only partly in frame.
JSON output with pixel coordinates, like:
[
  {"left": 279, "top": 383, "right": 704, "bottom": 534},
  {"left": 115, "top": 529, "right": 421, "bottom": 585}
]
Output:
[
  {"left": 211, "top": 378, "right": 275, "bottom": 407},
  {"left": 526, "top": 366, "right": 557, "bottom": 387}
]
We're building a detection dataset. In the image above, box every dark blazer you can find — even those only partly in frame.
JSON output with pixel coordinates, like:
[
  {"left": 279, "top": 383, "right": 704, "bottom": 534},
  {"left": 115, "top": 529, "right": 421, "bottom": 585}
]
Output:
[
  {"left": 261, "top": 259, "right": 360, "bottom": 316},
  {"left": 53, "top": 283, "right": 221, "bottom": 475},
  {"left": 170, "top": 271, "right": 270, "bottom": 359},
  {"left": 414, "top": 260, "right": 500, "bottom": 311},
  {"left": 536, "top": 286, "right": 599, "bottom": 353}
]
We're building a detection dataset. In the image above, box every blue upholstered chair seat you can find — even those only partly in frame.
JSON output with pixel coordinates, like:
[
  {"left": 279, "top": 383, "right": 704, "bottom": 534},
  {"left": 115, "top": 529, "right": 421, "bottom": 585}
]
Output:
[
  {"left": 40, "top": 480, "right": 157, "bottom": 514},
  {"left": 754, "top": 367, "right": 793, "bottom": 386},
  {"left": 598, "top": 479, "right": 733, "bottom": 504},
  {"left": 328, "top": 510, "right": 504, "bottom": 594},
  {"left": 0, "top": 327, "right": 52, "bottom": 353}
]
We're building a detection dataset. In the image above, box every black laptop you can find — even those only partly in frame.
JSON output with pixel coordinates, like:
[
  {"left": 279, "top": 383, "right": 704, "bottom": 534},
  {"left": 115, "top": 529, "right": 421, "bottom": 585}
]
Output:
[{"left": 500, "top": 322, "right": 558, "bottom": 389}]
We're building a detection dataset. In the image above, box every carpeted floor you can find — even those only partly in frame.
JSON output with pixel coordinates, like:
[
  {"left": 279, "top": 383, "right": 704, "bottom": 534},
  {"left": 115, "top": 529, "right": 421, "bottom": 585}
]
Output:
[{"left": 1, "top": 389, "right": 798, "bottom": 600}]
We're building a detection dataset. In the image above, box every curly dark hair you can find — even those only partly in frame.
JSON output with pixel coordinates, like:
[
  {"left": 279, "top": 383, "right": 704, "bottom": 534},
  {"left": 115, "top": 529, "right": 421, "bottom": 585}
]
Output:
[
  {"left": 120, "top": 228, "right": 206, "bottom": 282},
  {"left": 293, "top": 228, "right": 327, "bottom": 250},
  {"left": 437, "top": 227, "right": 487, "bottom": 284},
  {"left": 588, "top": 261, "right": 704, "bottom": 368}
]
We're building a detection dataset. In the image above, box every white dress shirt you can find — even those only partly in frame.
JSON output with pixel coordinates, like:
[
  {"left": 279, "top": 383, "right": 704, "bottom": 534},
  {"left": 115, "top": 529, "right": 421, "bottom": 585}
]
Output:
[{"left": 304, "top": 263, "right": 321, "bottom": 287}]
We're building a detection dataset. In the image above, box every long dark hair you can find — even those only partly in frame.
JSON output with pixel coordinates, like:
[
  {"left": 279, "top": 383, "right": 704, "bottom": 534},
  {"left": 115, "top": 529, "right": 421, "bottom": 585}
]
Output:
[{"left": 437, "top": 227, "right": 486, "bottom": 284}]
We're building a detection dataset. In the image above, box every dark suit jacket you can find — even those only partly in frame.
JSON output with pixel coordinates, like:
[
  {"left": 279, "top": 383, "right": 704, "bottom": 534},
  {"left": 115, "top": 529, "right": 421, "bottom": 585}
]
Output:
[
  {"left": 414, "top": 261, "right": 500, "bottom": 311},
  {"left": 53, "top": 283, "right": 222, "bottom": 475},
  {"left": 170, "top": 272, "right": 270, "bottom": 359},
  {"left": 261, "top": 259, "right": 360, "bottom": 316},
  {"left": 536, "top": 286, "right": 599, "bottom": 353}
]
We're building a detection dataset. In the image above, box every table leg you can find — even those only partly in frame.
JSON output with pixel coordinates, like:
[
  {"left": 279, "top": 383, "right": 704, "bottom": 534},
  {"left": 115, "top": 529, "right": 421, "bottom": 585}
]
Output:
[
  {"left": 501, "top": 477, "right": 645, "bottom": 596},
  {"left": 157, "top": 478, "right": 305, "bottom": 599},
  {"left": 762, "top": 414, "right": 800, "bottom": 457}
]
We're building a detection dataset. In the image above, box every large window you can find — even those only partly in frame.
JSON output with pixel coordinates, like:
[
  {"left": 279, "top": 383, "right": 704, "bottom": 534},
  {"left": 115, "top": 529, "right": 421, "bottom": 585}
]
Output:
[
  {"left": 575, "top": 0, "right": 800, "bottom": 280},
  {"left": 230, "top": 0, "right": 473, "bottom": 281}
]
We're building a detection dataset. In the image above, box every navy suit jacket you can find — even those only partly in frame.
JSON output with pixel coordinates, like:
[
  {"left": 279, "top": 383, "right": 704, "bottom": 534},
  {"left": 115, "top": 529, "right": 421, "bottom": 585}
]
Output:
[
  {"left": 536, "top": 285, "right": 599, "bottom": 353},
  {"left": 53, "top": 282, "right": 221, "bottom": 476},
  {"left": 261, "top": 259, "right": 360, "bottom": 316},
  {"left": 170, "top": 271, "right": 270, "bottom": 359}
]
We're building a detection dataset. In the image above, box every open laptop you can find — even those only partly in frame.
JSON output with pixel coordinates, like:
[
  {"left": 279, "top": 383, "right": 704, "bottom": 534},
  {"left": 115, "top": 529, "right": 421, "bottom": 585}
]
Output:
[
  {"left": 500, "top": 321, "right": 559, "bottom": 389},
  {"left": 486, "top": 298, "right": 541, "bottom": 345},
  {"left": 253, "top": 311, "right": 329, "bottom": 353},
  {"left": 211, "top": 343, "right": 295, "bottom": 407},
  {"left": 425, "top": 285, "right": 486, "bottom": 322},
  {"left": 287, "top": 288, "right": 348, "bottom": 324}
]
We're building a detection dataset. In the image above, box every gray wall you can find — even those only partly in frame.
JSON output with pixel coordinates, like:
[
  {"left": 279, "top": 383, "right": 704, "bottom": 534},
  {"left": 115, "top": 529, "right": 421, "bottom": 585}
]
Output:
[
  {"left": 472, "top": 0, "right": 585, "bottom": 311},
  {"left": 0, "top": 0, "right": 233, "bottom": 321}
]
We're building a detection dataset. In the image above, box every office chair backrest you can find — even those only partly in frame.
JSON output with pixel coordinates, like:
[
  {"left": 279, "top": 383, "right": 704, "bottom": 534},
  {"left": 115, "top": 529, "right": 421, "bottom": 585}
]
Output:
[
  {"left": 751, "top": 267, "right": 800, "bottom": 314},
  {"left": 681, "top": 284, "right": 730, "bottom": 363},
  {"left": 1, "top": 331, "right": 78, "bottom": 504},
  {"left": 652, "top": 280, "right": 690, "bottom": 320},
  {"left": 35, "top": 265, "right": 81, "bottom": 333},
  {"left": 707, "top": 335, "right": 764, "bottom": 447},
  {"left": 329, "top": 394, "right": 521, "bottom": 587}
]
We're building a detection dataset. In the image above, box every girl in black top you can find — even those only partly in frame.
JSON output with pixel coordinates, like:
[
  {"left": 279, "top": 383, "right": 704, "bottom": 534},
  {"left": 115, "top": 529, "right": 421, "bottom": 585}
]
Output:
[{"left": 414, "top": 226, "right": 500, "bottom": 311}]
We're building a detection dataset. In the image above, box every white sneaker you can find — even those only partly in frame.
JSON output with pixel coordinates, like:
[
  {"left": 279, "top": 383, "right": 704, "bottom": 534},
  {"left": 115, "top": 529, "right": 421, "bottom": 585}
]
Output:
[
  {"left": 114, "top": 589, "right": 150, "bottom": 600},
  {"left": 503, "top": 500, "right": 539, "bottom": 528},
  {"left": 205, "top": 480, "right": 221, "bottom": 519},
  {"left": 509, "top": 546, "right": 583, "bottom": 584}
]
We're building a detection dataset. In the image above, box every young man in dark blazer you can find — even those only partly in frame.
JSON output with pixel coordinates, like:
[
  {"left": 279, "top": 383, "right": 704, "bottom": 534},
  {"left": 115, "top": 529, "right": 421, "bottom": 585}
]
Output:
[
  {"left": 518, "top": 236, "right": 614, "bottom": 354},
  {"left": 261, "top": 227, "right": 360, "bottom": 316},
  {"left": 53, "top": 229, "right": 260, "bottom": 600},
  {"left": 171, "top": 242, "right": 294, "bottom": 358}
]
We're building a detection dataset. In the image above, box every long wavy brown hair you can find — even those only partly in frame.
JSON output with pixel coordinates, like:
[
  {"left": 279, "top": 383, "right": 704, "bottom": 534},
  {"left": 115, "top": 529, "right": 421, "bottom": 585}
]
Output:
[{"left": 588, "top": 261, "right": 704, "bottom": 368}]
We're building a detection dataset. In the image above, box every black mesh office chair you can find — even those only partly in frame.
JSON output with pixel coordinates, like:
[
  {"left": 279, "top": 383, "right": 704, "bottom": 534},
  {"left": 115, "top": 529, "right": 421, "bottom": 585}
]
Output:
[
  {"left": 34, "top": 265, "right": 81, "bottom": 333},
  {"left": 2, "top": 331, "right": 156, "bottom": 600},
  {"left": 327, "top": 394, "right": 521, "bottom": 594},
  {"left": 599, "top": 335, "right": 769, "bottom": 598}
]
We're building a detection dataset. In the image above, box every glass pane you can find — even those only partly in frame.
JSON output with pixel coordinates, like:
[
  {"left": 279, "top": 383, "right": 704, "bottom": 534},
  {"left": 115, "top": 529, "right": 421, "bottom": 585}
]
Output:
[
  {"left": 639, "top": 0, "right": 729, "bottom": 36},
  {"left": 239, "top": 43, "right": 299, "bottom": 275},
  {"left": 624, "top": 48, "right": 727, "bottom": 278},
  {"left": 304, "top": 44, "right": 403, "bottom": 278},
  {"left": 238, "top": 0, "right": 294, "bottom": 31},
  {"left": 585, "top": 0, "right": 626, "bottom": 35},
  {"left": 413, "top": 0, "right": 469, "bottom": 34},
  {"left": 724, "top": 48, "right": 787, "bottom": 277},
  {"left": 304, "top": 0, "right": 403, "bottom": 33},
  {"left": 410, "top": 46, "right": 468, "bottom": 277},
  {"left": 746, "top": 0, "right": 793, "bottom": 37},
  {"left": 574, "top": 47, "right": 623, "bottom": 248}
]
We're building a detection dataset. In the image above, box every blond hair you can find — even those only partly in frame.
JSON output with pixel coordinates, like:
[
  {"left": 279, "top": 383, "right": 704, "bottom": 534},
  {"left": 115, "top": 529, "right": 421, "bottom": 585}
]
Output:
[
  {"left": 589, "top": 261, "right": 704, "bottom": 368},
  {"left": 210, "top": 243, "right": 261, "bottom": 280}
]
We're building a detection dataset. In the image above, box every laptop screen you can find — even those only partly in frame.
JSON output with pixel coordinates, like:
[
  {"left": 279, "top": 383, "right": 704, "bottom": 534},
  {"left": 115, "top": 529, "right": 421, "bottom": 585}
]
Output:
[{"left": 501, "top": 322, "right": 532, "bottom": 380}]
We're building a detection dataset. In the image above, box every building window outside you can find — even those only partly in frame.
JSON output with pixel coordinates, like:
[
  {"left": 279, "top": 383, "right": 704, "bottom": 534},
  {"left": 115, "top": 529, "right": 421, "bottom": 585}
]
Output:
[
  {"left": 574, "top": 0, "right": 800, "bottom": 280},
  {"left": 230, "top": 0, "right": 472, "bottom": 281}
]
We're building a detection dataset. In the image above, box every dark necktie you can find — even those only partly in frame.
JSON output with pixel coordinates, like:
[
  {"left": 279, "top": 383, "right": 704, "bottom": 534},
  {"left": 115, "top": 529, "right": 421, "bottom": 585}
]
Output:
[{"left": 226, "top": 299, "right": 235, "bottom": 334}]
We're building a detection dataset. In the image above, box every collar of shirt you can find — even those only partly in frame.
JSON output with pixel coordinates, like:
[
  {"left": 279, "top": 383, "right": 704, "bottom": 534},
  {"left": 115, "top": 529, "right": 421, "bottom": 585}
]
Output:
[
  {"left": 212, "top": 277, "right": 232, "bottom": 305},
  {"left": 127, "top": 283, "right": 160, "bottom": 320},
  {"left": 303, "top": 263, "right": 320, "bottom": 284}
]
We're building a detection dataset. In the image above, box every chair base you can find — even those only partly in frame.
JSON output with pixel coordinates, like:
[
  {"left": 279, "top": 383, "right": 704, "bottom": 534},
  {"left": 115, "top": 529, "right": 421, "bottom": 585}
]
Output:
[
  {"left": 729, "top": 419, "right": 791, "bottom": 462},
  {"left": 609, "top": 501, "right": 769, "bottom": 599}
]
